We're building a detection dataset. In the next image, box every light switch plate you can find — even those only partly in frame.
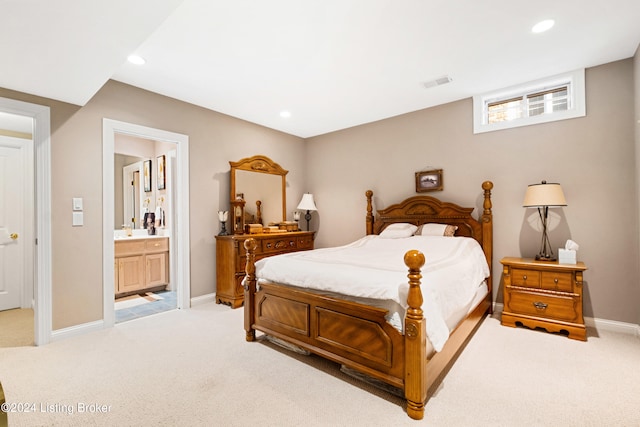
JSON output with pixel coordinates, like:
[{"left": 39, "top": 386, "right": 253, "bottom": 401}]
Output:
[
  {"left": 72, "top": 212, "right": 83, "bottom": 226},
  {"left": 73, "top": 197, "right": 83, "bottom": 211}
]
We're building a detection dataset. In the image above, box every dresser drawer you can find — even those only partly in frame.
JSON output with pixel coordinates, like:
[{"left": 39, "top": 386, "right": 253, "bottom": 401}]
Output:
[
  {"left": 540, "top": 271, "right": 573, "bottom": 292},
  {"left": 506, "top": 287, "right": 580, "bottom": 323},
  {"left": 261, "top": 236, "right": 297, "bottom": 254},
  {"left": 510, "top": 268, "right": 540, "bottom": 288},
  {"left": 296, "top": 235, "right": 314, "bottom": 250}
]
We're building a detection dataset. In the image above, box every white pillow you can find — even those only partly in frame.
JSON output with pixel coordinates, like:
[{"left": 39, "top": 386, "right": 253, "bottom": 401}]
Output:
[
  {"left": 415, "top": 223, "right": 458, "bottom": 237},
  {"left": 379, "top": 223, "right": 418, "bottom": 239}
]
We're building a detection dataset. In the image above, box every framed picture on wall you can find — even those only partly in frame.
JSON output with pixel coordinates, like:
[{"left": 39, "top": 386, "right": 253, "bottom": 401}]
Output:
[
  {"left": 143, "top": 159, "right": 152, "bottom": 192},
  {"left": 415, "top": 169, "right": 443, "bottom": 192},
  {"left": 157, "top": 155, "right": 166, "bottom": 190}
]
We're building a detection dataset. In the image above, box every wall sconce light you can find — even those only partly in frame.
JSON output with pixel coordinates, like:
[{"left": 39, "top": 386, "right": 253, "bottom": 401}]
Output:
[
  {"left": 296, "top": 193, "right": 317, "bottom": 231},
  {"left": 523, "top": 180, "right": 567, "bottom": 261}
]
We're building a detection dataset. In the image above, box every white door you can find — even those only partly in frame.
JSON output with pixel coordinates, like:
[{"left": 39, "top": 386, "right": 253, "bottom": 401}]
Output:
[{"left": 0, "top": 139, "right": 27, "bottom": 311}]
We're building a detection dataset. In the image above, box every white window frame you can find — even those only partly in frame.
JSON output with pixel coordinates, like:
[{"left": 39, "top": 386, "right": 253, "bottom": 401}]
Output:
[{"left": 473, "top": 69, "right": 586, "bottom": 134}]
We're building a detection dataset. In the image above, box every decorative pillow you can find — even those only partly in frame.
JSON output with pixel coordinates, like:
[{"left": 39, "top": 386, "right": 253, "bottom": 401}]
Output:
[
  {"left": 415, "top": 223, "right": 458, "bottom": 237},
  {"left": 379, "top": 223, "right": 418, "bottom": 239}
]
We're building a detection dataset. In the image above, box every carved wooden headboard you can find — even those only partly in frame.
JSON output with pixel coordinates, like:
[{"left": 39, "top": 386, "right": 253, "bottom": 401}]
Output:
[{"left": 365, "top": 181, "right": 494, "bottom": 283}]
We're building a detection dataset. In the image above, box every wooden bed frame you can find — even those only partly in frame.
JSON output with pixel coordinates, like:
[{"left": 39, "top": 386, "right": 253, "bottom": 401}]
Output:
[{"left": 243, "top": 181, "right": 494, "bottom": 420}]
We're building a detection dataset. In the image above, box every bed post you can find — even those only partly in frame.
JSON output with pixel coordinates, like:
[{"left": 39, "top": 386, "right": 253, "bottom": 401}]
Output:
[
  {"left": 403, "top": 249, "right": 427, "bottom": 420},
  {"left": 244, "top": 238, "right": 258, "bottom": 342},
  {"left": 481, "top": 181, "right": 493, "bottom": 295},
  {"left": 365, "top": 190, "right": 374, "bottom": 235}
]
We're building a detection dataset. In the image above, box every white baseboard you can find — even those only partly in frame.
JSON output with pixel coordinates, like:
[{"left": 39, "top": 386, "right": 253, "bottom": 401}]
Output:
[
  {"left": 585, "top": 317, "right": 640, "bottom": 337},
  {"left": 493, "top": 302, "right": 640, "bottom": 338},
  {"left": 191, "top": 292, "right": 216, "bottom": 307},
  {"left": 50, "top": 320, "right": 104, "bottom": 342}
]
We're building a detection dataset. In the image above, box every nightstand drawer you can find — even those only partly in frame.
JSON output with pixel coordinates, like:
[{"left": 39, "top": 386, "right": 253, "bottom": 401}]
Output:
[
  {"left": 510, "top": 268, "right": 540, "bottom": 288},
  {"left": 541, "top": 271, "right": 573, "bottom": 292},
  {"left": 506, "top": 288, "right": 580, "bottom": 323}
]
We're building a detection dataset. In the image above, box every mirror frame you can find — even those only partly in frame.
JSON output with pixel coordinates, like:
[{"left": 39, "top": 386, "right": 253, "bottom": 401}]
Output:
[{"left": 230, "top": 155, "right": 288, "bottom": 223}]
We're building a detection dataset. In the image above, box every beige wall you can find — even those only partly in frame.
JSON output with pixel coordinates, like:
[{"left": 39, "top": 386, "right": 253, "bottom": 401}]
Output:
[
  {"left": 307, "top": 59, "right": 640, "bottom": 324},
  {"left": 0, "top": 81, "right": 307, "bottom": 330},
  {"left": 1, "top": 57, "right": 638, "bottom": 330}
]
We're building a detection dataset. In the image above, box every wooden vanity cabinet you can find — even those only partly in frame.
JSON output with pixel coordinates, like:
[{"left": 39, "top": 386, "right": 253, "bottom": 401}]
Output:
[
  {"left": 215, "top": 231, "right": 314, "bottom": 308},
  {"left": 114, "top": 237, "right": 169, "bottom": 297}
]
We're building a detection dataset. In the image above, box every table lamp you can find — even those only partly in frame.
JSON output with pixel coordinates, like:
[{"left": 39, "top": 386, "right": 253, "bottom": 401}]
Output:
[
  {"left": 523, "top": 180, "right": 567, "bottom": 261},
  {"left": 296, "top": 193, "right": 317, "bottom": 231}
]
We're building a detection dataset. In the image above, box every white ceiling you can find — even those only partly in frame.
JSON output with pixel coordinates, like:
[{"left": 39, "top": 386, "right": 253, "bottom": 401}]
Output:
[{"left": 2, "top": 0, "right": 640, "bottom": 138}]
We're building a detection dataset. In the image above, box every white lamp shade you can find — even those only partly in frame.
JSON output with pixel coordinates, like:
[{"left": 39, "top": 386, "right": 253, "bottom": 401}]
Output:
[
  {"left": 523, "top": 182, "right": 567, "bottom": 207},
  {"left": 297, "top": 193, "right": 317, "bottom": 211}
]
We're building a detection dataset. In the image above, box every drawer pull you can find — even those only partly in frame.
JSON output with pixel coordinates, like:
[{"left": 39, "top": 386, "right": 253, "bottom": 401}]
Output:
[
  {"left": 533, "top": 301, "right": 548, "bottom": 310},
  {"left": 522, "top": 275, "right": 527, "bottom": 281},
  {"left": 554, "top": 278, "right": 559, "bottom": 284},
  {"left": 266, "top": 243, "right": 272, "bottom": 248}
]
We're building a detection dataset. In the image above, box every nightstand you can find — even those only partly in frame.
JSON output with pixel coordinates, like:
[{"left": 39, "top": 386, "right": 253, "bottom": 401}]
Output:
[{"left": 500, "top": 257, "right": 588, "bottom": 341}]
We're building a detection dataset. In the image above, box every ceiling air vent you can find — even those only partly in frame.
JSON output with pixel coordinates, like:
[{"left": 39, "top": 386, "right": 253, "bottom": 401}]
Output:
[{"left": 423, "top": 75, "right": 452, "bottom": 89}]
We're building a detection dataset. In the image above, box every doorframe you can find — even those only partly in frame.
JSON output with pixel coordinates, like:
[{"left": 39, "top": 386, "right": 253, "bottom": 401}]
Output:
[
  {"left": 0, "top": 97, "right": 52, "bottom": 346},
  {"left": 102, "top": 119, "right": 190, "bottom": 327}
]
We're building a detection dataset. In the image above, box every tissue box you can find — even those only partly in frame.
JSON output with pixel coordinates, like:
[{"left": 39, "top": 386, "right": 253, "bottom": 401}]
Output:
[{"left": 558, "top": 249, "right": 577, "bottom": 264}]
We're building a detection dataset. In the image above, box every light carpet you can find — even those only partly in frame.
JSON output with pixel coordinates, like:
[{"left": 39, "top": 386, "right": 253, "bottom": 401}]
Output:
[
  {"left": 0, "top": 308, "right": 33, "bottom": 348},
  {"left": 0, "top": 303, "right": 638, "bottom": 426}
]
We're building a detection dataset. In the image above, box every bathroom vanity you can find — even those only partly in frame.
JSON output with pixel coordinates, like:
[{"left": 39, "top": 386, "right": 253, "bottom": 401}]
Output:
[{"left": 114, "top": 235, "right": 169, "bottom": 297}]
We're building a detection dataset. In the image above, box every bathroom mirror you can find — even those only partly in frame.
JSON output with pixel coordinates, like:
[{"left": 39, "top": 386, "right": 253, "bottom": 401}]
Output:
[
  {"left": 115, "top": 153, "right": 145, "bottom": 229},
  {"left": 230, "top": 155, "right": 287, "bottom": 227}
]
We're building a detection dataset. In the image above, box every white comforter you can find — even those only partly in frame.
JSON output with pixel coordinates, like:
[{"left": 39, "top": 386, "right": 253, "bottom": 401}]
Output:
[{"left": 255, "top": 235, "right": 490, "bottom": 352}]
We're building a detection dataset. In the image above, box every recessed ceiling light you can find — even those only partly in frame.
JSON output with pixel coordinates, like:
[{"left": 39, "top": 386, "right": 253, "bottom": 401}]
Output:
[
  {"left": 127, "top": 54, "right": 146, "bottom": 65},
  {"left": 280, "top": 111, "right": 291, "bottom": 118},
  {"left": 532, "top": 19, "right": 555, "bottom": 33}
]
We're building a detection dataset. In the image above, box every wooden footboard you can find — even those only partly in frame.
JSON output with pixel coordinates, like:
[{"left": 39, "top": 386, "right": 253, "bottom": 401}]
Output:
[{"left": 244, "top": 238, "right": 431, "bottom": 419}]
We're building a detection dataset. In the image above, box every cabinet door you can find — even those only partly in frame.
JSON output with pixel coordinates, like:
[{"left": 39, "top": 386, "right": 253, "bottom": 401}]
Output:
[
  {"left": 118, "top": 255, "right": 145, "bottom": 293},
  {"left": 146, "top": 253, "right": 167, "bottom": 287}
]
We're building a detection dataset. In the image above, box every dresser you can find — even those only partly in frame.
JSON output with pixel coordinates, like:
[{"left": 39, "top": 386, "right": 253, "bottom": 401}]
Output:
[
  {"left": 500, "top": 257, "right": 588, "bottom": 341},
  {"left": 215, "top": 231, "right": 315, "bottom": 308}
]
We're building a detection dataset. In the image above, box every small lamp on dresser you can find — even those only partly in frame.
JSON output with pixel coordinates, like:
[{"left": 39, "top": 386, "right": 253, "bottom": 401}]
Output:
[
  {"left": 217, "top": 210, "right": 229, "bottom": 236},
  {"left": 296, "top": 193, "right": 317, "bottom": 231},
  {"left": 523, "top": 180, "right": 567, "bottom": 261}
]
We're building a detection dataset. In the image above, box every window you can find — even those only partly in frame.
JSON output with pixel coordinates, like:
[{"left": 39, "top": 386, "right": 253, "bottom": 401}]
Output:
[{"left": 473, "top": 69, "right": 585, "bottom": 134}]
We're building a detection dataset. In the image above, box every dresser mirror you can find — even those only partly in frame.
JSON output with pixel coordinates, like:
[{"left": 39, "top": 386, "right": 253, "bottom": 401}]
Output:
[{"left": 230, "top": 155, "right": 287, "bottom": 227}]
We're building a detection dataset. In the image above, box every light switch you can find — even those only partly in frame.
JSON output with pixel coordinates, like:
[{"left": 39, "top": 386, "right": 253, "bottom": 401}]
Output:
[
  {"left": 72, "top": 212, "right": 83, "bottom": 226},
  {"left": 73, "top": 198, "right": 83, "bottom": 211}
]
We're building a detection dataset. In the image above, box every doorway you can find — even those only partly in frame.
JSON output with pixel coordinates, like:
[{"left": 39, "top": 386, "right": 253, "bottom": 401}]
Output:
[
  {"left": 102, "top": 119, "right": 190, "bottom": 328},
  {"left": 0, "top": 114, "right": 34, "bottom": 346},
  {"left": 114, "top": 136, "right": 177, "bottom": 323},
  {"left": 0, "top": 97, "right": 52, "bottom": 346}
]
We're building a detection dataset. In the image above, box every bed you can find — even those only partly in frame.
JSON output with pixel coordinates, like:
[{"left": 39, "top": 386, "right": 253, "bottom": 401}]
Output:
[{"left": 242, "top": 181, "right": 494, "bottom": 420}]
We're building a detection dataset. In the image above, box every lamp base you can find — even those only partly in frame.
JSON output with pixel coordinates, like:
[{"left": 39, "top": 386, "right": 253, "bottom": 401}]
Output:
[
  {"left": 218, "top": 221, "right": 229, "bottom": 236},
  {"left": 535, "top": 254, "right": 556, "bottom": 262}
]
